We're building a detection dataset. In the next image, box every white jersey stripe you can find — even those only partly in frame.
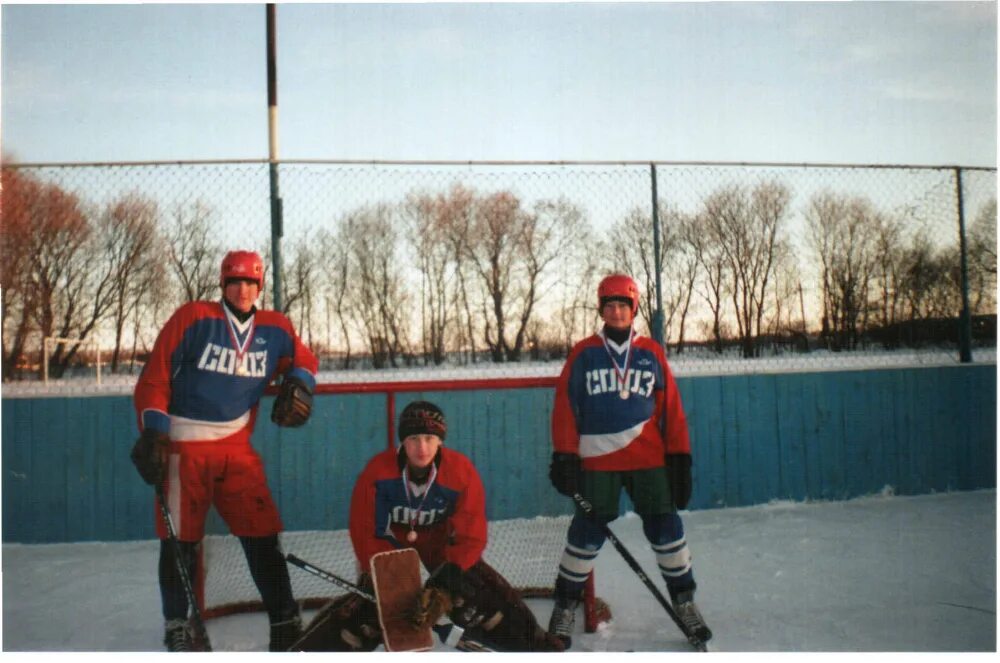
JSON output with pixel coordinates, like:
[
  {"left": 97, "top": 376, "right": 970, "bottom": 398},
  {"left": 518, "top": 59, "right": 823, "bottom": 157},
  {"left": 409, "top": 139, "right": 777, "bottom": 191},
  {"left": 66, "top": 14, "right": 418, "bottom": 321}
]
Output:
[
  {"left": 579, "top": 419, "right": 648, "bottom": 458},
  {"left": 169, "top": 412, "right": 251, "bottom": 442}
]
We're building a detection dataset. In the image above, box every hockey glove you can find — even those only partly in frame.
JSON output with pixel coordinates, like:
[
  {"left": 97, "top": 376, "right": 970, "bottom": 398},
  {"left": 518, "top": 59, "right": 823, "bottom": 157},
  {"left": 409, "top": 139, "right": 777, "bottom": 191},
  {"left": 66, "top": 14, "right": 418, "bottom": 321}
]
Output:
[
  {"left": 666, "top": 453, "right": 692, "bottom": 510},
  {"left": 549, "top": 452, "right": 582, "bottom": 497},
  {"left": 271, "top": 375, "right": 313, "bottom": 427},
  {"left": 410, "top": 562, "right": 465, "bottom": 629},
  {"left": 425, "top": 562, "right": 505, "bottom": 631},
  {"left": 411, "top": 586, "right": 453, "bottom": 630},
  {"left": 130, "top": 428, "right": 170, "bottom": 485}
]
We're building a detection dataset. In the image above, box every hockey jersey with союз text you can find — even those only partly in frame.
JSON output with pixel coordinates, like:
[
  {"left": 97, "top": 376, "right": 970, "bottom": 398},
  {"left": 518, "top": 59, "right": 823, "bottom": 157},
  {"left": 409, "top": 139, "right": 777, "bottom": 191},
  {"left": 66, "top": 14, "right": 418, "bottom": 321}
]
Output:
[
  {"left": 551, "top": 329, "right": 690, "bottom": 472},
  {"left": 133, "top": 299, "right": 317, "bottom": 441}
]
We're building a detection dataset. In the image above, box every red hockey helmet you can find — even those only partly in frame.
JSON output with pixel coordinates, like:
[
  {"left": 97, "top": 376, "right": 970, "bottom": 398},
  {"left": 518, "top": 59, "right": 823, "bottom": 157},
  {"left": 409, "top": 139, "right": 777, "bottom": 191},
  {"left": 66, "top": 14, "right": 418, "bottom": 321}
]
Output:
[
  {"left": 220, "top": 250, "right": 264, "bottom": 290},
  {"left": 597, "top": 273, "right": 640, "bottom": 315}
]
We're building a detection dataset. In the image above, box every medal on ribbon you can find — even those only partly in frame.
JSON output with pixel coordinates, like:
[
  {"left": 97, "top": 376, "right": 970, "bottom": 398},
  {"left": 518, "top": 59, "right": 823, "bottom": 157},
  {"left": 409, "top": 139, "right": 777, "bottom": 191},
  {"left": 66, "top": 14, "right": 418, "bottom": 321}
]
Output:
[
  {"left": 601, "top": 327, "right": 635, "bottom": 400},
  {"left": 223, "top": 303, "right": 256, "bottom": 377},
  {"left": 401, "top": 463, "right": 438, "bottom": 544}
]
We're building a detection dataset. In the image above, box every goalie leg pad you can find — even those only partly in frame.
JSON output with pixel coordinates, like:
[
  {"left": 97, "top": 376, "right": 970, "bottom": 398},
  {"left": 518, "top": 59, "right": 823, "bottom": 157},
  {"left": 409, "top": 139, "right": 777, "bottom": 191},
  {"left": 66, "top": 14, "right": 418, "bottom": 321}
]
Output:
[
  {"left": 290, "top": 590, "right": 380, "bottom": 652},
  {"left": 371, "top": 549, "right": 435, "bottom": 652},
  {"left": 457, "top": 561, "right": 565, "bottom": 652}
]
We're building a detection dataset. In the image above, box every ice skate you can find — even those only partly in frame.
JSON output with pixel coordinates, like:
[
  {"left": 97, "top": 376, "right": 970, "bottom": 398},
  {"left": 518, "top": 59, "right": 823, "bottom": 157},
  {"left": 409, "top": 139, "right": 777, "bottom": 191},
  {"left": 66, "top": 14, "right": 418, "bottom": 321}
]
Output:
[
  {"left": 673, "top": 590, "right": 712, "bottom": 642},
  {"left": 269, "top": 614, "right": 303, "bottom": 652},
  {"left": 163, "top": 618, "right": 194, "bottom": 652},
  {"left": 547, "top": 598, "right": 579, "bottom": 648}
]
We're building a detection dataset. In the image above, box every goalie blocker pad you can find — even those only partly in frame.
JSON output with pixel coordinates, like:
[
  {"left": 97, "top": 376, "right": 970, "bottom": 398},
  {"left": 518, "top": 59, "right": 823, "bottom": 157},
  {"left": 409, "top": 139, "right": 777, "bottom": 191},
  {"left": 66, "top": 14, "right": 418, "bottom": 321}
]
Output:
[{"left": 370, "top": 549, "right": 435, "bottom": 652}]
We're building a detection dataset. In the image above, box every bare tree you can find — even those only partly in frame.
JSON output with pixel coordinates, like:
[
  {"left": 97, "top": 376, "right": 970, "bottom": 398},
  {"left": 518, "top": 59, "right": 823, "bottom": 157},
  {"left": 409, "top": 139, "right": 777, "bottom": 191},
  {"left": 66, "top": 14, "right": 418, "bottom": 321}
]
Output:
[
  {"left": 551, "top": 223, "right": 604, "bottom": 356},
  {"left": 702, "top": 181, "right": 790, "bottom": 357},
  {"left": 404, "top": 192, "right": 454, "bottom": 365},
  {"left": 872, "top": 213, "right": 907, "bottom": 337},
  {"left": 513, "top": 197, "right": 587, "bottom": 360},
  {"left": 1, "top": 167, "right": 40, "bottom": 379},
  {"left": 341, "top": 204, "right": 412, "bottom": 368},
  {"left": 99, "top": 192, "right": 160, "bottom": 372},
  {"left": 685, "top": 210, "right": 729, "bottom": 354},
  {"left": 279, "top": 232, "right": 322, "bottom": 352},
  {"left": 127, "top": 240, "right": 168, "bottom": 373},
  {"left": 5, "top": 171, "right": 120, "bottom": 378},
  {"left": 314, "top": 227, "right": 354, "bottom": 368},
  {"left": 166, "top": 200, "right": 222, "bottom": 304},
  {"left": 805, "top": 192, "right": 881, "bottom": 350},
  {"left": 967, "top": 198, "right": 997, "bottom": 314},
  {"left": 900, "top": 230, "right": 958, "bottom": 321},
  {"left": 462, "top": 191, "right": 581, "bottom": 362},
  {"left": 433, "top": 184, "right": 480, "bottom": 362}
]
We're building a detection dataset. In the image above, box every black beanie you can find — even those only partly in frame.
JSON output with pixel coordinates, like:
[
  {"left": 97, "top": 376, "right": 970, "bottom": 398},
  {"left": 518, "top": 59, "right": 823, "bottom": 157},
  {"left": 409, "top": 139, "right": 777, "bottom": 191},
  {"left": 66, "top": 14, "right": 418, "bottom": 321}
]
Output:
[{"left": 398, "top": 401, "right": 447, "bottom": 441}]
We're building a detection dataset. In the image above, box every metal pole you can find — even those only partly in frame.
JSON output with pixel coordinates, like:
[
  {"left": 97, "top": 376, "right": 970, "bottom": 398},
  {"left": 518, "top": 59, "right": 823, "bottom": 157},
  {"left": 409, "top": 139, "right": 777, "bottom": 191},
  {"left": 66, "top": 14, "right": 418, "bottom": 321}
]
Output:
[
  {"left": 266, "top": 3, "right": 284, "bottom": 312},
  {"left": 954, "top": 167, "right": 973, "bottom": 363},
  {"left": 650, "top": 164, "right": 666, "bottom": 348}
]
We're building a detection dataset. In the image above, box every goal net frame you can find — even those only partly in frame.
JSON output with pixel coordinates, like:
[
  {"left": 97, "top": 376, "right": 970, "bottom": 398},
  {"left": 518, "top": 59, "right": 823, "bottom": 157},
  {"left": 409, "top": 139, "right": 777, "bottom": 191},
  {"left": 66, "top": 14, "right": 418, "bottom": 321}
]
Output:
[{"left": 198, "top": 375, "right": 610, "bottom": 634}]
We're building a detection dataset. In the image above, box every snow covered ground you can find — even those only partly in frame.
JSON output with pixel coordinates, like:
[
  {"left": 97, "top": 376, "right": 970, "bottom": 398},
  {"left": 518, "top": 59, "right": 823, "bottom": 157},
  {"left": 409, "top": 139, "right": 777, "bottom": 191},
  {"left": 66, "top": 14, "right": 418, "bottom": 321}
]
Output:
[{"left": 2, "top": 489, "right": 995, "bottom": 657}]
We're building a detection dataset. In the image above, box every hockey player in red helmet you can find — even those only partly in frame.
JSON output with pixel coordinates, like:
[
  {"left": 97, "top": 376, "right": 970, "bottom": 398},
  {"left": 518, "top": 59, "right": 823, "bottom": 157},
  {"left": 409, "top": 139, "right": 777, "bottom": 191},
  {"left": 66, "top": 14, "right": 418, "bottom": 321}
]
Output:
[
  {"left": 131, "top": 249, "right": 318, "bottom": 651},
  {"left": 220, "top": 249, "right": 265, "bottom": 288},
  {"left": 546, "top": 273, "right": 711, "bottom": 648},
  {"left": 596, "top": 273, "right": 640, "bottom": 315}
]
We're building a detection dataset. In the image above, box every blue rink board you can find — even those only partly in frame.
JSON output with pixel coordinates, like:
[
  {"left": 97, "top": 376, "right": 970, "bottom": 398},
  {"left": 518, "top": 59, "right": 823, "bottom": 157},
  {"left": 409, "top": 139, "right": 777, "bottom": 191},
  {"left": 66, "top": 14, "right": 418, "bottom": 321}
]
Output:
[{"left": 2, "top": 364, "right": 995, "bottom": 543}]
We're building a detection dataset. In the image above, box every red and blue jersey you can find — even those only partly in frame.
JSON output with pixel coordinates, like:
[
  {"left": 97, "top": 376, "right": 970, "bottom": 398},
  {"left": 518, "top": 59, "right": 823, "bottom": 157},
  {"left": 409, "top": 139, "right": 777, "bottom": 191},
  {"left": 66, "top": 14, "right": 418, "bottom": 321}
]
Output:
[
  {"left": 552, "top": 330, "right": 690, "bottom": 472},
  {"left": 349, "top": 446, "right": 487, "bottom": 574},
  {"left": 133, "top": 300, "right": 318, "bottom": 442}
]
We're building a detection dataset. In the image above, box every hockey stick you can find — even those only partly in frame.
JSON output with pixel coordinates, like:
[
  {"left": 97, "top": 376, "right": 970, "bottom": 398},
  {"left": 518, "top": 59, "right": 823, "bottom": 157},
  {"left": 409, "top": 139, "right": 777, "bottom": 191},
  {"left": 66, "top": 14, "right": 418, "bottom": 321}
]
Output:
[
  {"left": 285, "top": 553, "right": 494, "bottom": 652},
  {"left": 155, "top": 486, "right": 213, "bottom": 652},
  {"left": 571, "top": 492, "right": 707, "bottom": 652}
]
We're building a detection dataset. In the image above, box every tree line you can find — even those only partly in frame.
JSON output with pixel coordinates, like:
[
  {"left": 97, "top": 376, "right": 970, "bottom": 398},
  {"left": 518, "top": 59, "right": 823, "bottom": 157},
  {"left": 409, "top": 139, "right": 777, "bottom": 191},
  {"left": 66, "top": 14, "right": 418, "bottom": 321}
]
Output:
[{"left": 1, "top": 166, "right": 995, "bottom": 380}]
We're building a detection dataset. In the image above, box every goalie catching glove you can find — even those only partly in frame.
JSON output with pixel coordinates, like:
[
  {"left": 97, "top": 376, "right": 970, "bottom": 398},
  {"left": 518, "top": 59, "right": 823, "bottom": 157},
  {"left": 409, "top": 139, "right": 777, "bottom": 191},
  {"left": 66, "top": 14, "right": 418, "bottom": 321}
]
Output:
[
  {"left": 271, "top": 375, "right": 313, "bottom": 427},
  {"left": 412, "top": 562, "right": 504, "bottom": 632},
  {"left": 411, "top": 586, "right": 453, "bottom": 630}
]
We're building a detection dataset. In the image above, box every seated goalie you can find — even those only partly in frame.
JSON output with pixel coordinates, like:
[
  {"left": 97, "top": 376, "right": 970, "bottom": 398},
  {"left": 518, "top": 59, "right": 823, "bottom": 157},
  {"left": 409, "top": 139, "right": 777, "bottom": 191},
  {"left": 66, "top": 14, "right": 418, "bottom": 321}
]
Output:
[{"left": 289, "top": 401, "right": 564, "bottom": 652}]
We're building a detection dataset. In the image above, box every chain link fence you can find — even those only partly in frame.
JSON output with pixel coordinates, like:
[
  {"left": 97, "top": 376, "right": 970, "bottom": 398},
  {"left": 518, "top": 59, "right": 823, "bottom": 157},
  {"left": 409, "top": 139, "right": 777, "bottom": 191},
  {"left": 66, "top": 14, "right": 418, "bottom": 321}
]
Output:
[{"left": 1, "top": 159, "right": 995, "bottom": 385}]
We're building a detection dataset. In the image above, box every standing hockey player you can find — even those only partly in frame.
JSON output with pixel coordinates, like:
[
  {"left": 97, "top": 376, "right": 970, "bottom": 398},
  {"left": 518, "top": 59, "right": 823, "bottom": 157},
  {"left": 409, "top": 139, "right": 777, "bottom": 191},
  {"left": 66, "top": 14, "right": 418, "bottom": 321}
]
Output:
[
  {"left": 130, "top": 249, "right": 318, "bottom": 652},
  {"left": 546, "top": 273, "right": 711, "bottom": 647},
  {"left": 290, "top": 401, "right": 564, "bottom": 653}
]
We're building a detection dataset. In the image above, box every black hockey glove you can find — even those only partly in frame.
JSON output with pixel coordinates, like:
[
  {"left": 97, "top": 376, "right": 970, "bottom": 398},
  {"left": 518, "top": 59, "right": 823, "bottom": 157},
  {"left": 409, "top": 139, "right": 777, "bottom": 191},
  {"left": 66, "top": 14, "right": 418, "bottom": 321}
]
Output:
[
  {"left": 271, "top": 375, "right": 313, "bottom": 427},
  {"left": 549, "top": 452, "right": 582, "bottom": 497},
  {"left": 665, "top": 453, "right": 692, "bottom": 510},
  {"left": 426, "top": 561, "right": 468, "bottom": 598},
  {"left": 413, "top": 562, "right": 466, "bottom": 629},
  {"left": 423, "top": 562, "right": 504, "bottom": 631},
  {"left": 130, "top": 428, "right": 170, "bottom": 485}
]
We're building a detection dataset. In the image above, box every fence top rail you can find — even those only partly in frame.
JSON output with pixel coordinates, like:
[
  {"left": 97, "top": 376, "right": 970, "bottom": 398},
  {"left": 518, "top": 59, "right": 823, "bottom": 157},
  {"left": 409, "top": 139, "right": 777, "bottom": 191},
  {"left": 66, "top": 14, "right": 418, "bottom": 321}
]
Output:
[{"left": 3, "top": 157, "right": 996, "bottom": 172}]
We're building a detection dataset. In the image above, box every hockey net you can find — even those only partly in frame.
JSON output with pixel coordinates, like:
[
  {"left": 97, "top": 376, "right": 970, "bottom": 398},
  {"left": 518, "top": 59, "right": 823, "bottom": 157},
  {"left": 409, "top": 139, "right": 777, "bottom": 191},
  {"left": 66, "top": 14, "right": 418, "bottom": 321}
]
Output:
[{"left": 199, "top": 514, "right": 611, "bottom": 632}]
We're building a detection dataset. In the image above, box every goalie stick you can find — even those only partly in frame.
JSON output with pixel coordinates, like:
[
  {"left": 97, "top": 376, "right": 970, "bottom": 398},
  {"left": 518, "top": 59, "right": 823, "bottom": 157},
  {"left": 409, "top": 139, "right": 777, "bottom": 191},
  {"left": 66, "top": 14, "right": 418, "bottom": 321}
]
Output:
[
  {"left": 285, "top": 553, "right": 494, "bottom": 652},
  {"left": 572, "top": 492, "right": 708, "bottom": 652},
  {"left": 156, "top": 486, "right": 213, "bottom": 652}
]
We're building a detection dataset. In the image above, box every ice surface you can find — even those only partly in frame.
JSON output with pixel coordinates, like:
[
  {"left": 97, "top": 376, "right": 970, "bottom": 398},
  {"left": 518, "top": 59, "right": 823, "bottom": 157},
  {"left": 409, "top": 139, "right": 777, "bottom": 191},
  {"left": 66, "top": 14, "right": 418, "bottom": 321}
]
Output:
[{"left": 2, "top": 489, "right": 995, "bottom": 658}]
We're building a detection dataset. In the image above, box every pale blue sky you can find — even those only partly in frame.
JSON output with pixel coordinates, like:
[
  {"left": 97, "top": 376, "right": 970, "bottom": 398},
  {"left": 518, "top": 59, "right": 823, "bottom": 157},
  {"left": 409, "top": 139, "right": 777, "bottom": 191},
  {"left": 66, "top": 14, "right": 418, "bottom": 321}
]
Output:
[{"left": 2, "top": 2, "right": 997, "bottom": 166}]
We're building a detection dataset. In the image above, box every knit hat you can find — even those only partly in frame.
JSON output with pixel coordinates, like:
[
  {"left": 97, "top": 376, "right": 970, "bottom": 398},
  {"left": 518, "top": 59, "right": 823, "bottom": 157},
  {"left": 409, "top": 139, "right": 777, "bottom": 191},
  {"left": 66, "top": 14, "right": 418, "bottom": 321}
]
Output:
[{"left": 398, "top": 400, "right": 447, "bottom": 441}]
